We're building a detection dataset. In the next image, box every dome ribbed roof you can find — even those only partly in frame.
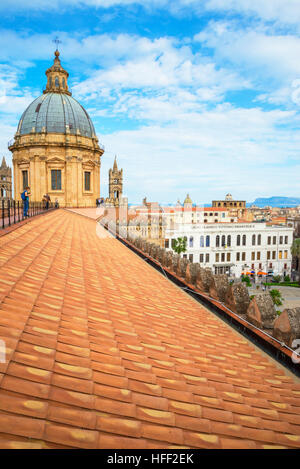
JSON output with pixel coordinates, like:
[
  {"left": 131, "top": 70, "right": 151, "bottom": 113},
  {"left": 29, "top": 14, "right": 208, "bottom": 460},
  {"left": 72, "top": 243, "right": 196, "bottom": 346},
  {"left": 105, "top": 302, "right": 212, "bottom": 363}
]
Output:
[{"left": 17, "top": 92, "right": 96, "bottom": 138}]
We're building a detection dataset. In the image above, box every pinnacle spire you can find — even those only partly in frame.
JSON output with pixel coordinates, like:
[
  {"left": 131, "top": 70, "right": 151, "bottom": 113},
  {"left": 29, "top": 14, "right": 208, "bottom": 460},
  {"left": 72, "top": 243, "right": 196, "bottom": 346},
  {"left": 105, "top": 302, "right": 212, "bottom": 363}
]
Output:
[
  {"left": 113, "top": 156, "right": 118, "bottom": 171},
  {"left": 1, "top": 157, "right": 7, "bottom": 169}
]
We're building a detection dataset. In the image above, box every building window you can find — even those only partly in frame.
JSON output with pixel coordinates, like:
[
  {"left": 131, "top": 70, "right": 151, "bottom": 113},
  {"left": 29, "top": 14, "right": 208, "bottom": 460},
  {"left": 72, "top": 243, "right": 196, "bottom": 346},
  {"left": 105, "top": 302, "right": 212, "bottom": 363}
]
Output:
[
  {"left": 267, "top": 236, "right": 271, "bottom": 245},
  {"left": 22, "top": 170, "right": 28, "bottom": 190},
  {"left": 273, "top": 236, "right": 276, "bottom": 244},
  {"left": 242, "top": 252, "right": 246, "bottom": 261},
  {"left": 206, "top": 235, "right": 210, "bottom": 247},
  {"left": 272, "top": 251, "right": 276, "bottom": 260},
  {"left": 237, "top": 235, "right": 241, "bottom": 246},
  {"left": 221, "top": 253, "right": 225, "bottom": 262},
  {"left": 84, "top": 171, "right": 91, "bottom": 191},
  {"left": 252, "top": 264, "right": 255, "bottom": 269},
  {"left": 215, "top": 253, "right": 219, "bottom": 262},
  {"left": 189, "top": 236, "right": 194, "bottom": 248},
  {"left": 200, "top": 236, "right": 204, "bottom": 247},
  {"left": 227, "top": 253, "right": 231, "bottom": 262},
  {"left": 242, "top": 235, "right": 246, "bottom": 246},
  {"left": 227, "top": 235, "right": 231, "bottom": 247},
  {"left": 252, "top": 234, "right": 256, "bottom": 246},
  {"left": 165, "top": 239, "right": 169, "bottom": 249},
  {"left": 279, "top": 251, "right": 282, "bottom": 259},
  {"left": 221, "top": 235, "right": 226, "bottom": 247},
  {"left": 258, "top": 234, "right": 261, "bottom": 245},
  {"left": 284, "top": 250, "right": 288, "bottom": 259},
  {"left": 284, "top": 263, "right": 287, "bottom": 269},
  {"left": 205, "top": 254, "right": 209, "bottom": 263},
  {"left": 183, "top": 254, "right": 187, "bottom": 259},
  {"left": 251, "top": 252, "right": 255, "bottom": 261},
  {"left": 216, "top": 235, "right": 220, "bottom": 247},
  {"left": 267, "top": 251, "right": 271, "bottom": 260},
  {"left": 189, "top": 254, "right": 193, "bottom": 262},
  {"left": 285, "top": 236, "right": 288, "bottom": 244},
  {"left": 200, "top": 254, "right": 204, "bottom": 263},
  {"left": 257, "top": 251, "right": 261, "bottom": 260},
  {"left": 236, "top": 252, "right": 240, "bottom": 261},
  {"left": 51, "top": 169, "right": 61, "bottom": 190},
  {"left": 62, "top": 78, "right": 66, "bottom": 88},
  {"left": 259, "top": 263, "right": 262, "bottom": 269},
  {"left": 269, "top": 263, "right": 273, "bottom": 269},
  {"left": 55, "top": 76, "right": 59, "bottom": 88},
  {"left": 279, "top": 236, "right": 283, "bottom": 244}
]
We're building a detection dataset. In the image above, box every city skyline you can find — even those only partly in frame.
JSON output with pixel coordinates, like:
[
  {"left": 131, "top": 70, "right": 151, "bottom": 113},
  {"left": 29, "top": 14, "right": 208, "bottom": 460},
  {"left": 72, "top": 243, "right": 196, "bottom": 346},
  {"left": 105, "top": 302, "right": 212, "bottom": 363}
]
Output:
[{"left": 0, "top": 1, "right": 300, "bottom": 203}]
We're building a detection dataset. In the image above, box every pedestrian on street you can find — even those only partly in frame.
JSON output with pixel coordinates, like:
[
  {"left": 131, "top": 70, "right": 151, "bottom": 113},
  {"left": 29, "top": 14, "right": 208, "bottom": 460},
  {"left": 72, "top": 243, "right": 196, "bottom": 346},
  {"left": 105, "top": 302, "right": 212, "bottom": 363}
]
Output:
[
  {"left": 46, "top": 194, "right": 51, "bottom": 210},
  {"left": 21, "top": 186, "right": 30, "bottom": 218}
]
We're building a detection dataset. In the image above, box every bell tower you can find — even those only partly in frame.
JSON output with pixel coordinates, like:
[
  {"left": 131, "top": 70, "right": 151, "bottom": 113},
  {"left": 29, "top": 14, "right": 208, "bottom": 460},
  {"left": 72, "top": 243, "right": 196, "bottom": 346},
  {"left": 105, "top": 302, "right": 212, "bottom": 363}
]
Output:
[{"left": 108, "top": 156, "right": 123, "bottom": 205}]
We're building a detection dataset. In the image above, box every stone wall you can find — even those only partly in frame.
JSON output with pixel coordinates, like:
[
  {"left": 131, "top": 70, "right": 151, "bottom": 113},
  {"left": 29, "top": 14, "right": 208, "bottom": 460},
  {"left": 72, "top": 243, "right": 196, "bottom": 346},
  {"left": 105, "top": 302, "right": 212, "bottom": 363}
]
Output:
[
  {"left": 225, "top": 283, "right": 250, "bottom": 316},
  {"left": 246, "top": 293, "right": 277, "bottom": 330},
  {"left": 209, "top": 274, "right": 229, "bottom": 302},
  {"left": 127, "top": 236, "right": 300, "bottom": 350},
  {"left": 273, "top": 308, "right": 300, "bottom": 347}
]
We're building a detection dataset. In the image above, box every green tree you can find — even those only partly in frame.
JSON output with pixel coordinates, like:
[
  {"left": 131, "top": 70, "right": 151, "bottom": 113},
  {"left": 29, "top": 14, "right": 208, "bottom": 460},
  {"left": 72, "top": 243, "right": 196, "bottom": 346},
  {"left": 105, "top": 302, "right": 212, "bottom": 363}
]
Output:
[
  {"left": 172, "top": 237, "right": 187, "bottom": 255},
  {"left": 291, "top": 238, "right": 300, "bottom": 284},
  {"left": 241, "top": 275, "right": 251, "bottom": 287},
  {"left": 270, "top": 289, "right": 284, "bottom": 306}
]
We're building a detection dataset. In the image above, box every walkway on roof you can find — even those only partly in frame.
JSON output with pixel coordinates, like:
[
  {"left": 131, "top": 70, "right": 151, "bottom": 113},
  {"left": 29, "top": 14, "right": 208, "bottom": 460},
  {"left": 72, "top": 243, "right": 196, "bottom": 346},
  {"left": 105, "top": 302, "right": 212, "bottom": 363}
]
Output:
[{"left": 0, "top": 209, "right": 299, "bottom": 449}]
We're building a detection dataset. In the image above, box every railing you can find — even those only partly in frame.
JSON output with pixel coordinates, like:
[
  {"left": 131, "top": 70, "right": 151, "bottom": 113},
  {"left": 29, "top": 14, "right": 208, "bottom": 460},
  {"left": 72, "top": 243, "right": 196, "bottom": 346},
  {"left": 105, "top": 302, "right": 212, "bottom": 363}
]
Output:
[{"left": 1, "top": 199, "right": 58, "bottom": 230}]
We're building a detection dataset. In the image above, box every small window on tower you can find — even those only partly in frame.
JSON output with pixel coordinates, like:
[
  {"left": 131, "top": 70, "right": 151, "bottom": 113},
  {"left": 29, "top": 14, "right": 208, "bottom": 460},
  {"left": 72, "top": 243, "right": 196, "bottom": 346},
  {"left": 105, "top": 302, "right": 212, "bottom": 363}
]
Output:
[
  {"left": 22, "top": 170, "right": 28, "bottom": 190},
  {"left": 55, "top": 77, "right": 59, "bottom": 88},
  {"left": 62, "top": 78, "right": 66, "bottom": 88},
  {"left": 84, "top": 172, "right": 91, "bottom": 191}
]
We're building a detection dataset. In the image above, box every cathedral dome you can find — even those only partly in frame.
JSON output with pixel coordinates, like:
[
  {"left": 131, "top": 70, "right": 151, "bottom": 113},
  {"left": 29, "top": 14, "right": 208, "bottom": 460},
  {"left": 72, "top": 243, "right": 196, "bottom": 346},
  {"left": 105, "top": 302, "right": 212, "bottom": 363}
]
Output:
[
  {"left": 17, "top": 92, "right": 96, "bottom": 138},
  {"left": 16, "top": 49, "right": 96, "bottom": 139}
]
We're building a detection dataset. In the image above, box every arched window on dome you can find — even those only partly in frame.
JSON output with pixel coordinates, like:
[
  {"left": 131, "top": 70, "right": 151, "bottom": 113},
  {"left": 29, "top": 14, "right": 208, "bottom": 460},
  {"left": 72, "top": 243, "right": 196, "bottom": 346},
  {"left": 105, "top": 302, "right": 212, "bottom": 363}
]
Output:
[
  {"left": 62, "top": 78, "right": 66, "bottom": 88},
  {"left": 49, "top": 77, "right": 52, "bottom": 88},
  {"left": 55, "top": 77, "right": 59, "bottom": 88}
]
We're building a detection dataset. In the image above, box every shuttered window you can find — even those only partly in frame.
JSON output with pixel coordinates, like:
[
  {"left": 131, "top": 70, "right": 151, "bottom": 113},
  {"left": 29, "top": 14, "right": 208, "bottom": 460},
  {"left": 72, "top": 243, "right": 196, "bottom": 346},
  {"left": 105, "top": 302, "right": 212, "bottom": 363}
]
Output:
[
  {"left": 84, "top": 172, "right": 91, "bottom": 191},
  {"left": 51, "top": 170, "right": 61, "bottom": 190}
]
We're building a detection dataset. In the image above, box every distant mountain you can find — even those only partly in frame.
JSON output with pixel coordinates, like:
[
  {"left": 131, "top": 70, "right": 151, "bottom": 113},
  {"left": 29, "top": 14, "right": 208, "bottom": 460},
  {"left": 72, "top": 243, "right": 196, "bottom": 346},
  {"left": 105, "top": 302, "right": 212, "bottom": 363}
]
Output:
[{"left": 248, "top": 197, "right": 300, "bottom": 208}]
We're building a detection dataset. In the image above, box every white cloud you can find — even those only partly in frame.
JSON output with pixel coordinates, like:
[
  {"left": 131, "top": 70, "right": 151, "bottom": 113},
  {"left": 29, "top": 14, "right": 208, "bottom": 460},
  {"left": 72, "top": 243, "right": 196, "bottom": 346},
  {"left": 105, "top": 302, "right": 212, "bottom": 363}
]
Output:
[
  {"left": 0, "top": 0, "right": 299, "bottom": 28},
  {"left": 195, "top": 22, "right": 300, "bottom": 79},
  {"left": 0, "top": 65, "right": 37, "bottom": 115},
  {"left": 99, "top": 105, "right": 300, "bottom": 203},
  {"left": 204, "top": 0, "right": 300, "bottom": 26}
]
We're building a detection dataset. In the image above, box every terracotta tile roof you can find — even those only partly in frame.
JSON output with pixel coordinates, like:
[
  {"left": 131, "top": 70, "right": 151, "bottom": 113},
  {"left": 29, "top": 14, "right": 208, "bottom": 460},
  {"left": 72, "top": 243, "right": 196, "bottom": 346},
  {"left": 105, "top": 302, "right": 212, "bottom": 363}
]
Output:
[{"left": 0, "top": 209, "right": 299, "bottom": 449}]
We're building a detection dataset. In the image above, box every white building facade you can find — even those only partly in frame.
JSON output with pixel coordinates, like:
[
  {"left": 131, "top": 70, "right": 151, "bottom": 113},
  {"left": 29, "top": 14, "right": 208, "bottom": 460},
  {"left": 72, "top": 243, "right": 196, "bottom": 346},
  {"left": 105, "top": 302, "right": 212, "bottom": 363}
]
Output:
[{"left": 165, "top": 222, "right": 293, "bottom": 278}]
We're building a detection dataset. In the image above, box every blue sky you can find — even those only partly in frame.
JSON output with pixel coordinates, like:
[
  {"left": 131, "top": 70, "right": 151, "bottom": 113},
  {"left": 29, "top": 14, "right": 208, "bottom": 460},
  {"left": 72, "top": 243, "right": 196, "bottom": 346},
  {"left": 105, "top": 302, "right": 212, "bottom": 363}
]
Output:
[{"left": 0, "top": 0, "right": 300, "bottom": 204}]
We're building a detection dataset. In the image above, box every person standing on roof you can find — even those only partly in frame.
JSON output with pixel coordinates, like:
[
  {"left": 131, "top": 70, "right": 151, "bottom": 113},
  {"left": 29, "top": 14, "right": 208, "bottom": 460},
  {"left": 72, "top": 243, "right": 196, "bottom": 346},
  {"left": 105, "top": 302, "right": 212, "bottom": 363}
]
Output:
[{"left": 21, "top": 186, "right": 30, "bottom": 218}]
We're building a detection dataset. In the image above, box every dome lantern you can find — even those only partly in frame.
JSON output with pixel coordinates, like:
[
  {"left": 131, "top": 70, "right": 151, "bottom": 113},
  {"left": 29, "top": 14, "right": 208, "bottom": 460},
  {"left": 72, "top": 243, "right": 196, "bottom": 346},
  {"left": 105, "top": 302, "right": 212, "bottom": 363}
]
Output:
[{"left": 44, "top": 49, "right": 71, "bottom": 96}]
